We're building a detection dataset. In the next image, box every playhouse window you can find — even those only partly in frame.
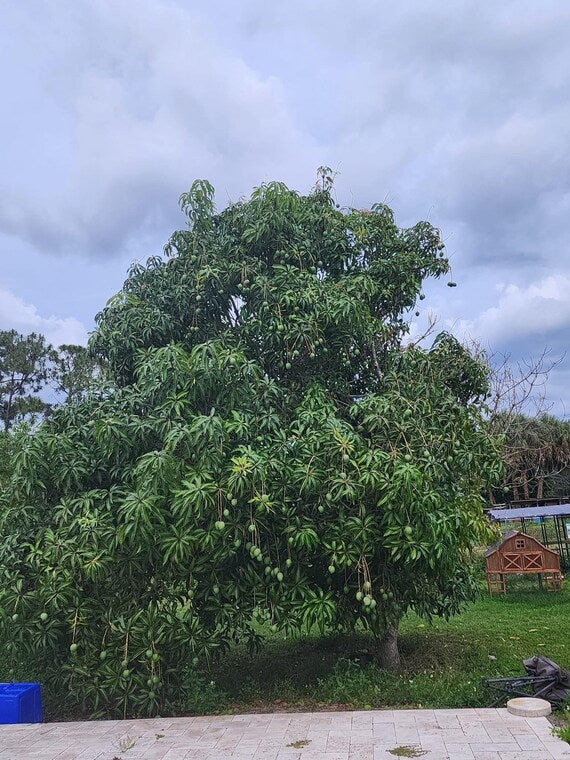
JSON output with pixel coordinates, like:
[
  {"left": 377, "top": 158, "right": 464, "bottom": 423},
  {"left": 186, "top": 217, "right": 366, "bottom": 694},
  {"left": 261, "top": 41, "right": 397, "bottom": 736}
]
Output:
[{"left": 515, "top": 539, "right": 526, "bottom": 549}]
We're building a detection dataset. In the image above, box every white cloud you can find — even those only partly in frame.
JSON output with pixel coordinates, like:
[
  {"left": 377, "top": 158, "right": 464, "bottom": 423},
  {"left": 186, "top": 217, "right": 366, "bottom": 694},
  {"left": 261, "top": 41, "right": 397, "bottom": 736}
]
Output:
[
  {"left": 3, "top": 0, "right": 570, "bottom": 272},
  {"left": 0, "top": 0, "right": 317, "bottom": 258},
  {"left": 452, "top": 274, "right": 570, "bottom": 346},
  {"left": 0, "top": 287, "right": 88, "bottom": 347}
]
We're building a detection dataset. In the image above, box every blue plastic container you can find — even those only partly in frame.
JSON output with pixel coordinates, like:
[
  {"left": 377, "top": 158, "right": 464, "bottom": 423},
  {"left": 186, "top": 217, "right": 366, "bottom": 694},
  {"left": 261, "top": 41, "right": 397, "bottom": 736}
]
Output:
[{"left": 0, "top": 683, "right": 42, "bottom": 723}]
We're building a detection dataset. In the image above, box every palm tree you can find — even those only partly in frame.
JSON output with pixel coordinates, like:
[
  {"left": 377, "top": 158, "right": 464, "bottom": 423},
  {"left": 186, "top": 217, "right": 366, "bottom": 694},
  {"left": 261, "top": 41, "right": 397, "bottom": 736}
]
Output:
[{"left": 494, "top": 413, "right": 570, "bottom": 502}]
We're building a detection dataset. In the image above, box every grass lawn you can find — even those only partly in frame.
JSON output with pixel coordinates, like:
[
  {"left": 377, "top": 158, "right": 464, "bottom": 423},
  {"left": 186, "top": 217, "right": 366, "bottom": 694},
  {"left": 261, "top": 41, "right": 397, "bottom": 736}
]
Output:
[
  {"left": 201, "top": 577, "right": 570, "bottom": 714},
  {"left": 6, "top": 574, "right": 570, "bottom": 726}
]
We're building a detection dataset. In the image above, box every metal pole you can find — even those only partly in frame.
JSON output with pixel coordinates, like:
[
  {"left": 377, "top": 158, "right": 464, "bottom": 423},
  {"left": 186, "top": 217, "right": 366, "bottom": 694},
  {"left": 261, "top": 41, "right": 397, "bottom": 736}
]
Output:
[
  {"left": 559, "top": 516, "right": 570, "bottom": 563},
  {"left": 553, "top": 517, "right": 563, "bottom": 558},
  {"left": 541, "top": 518, "right": 548, "bottom": 546}
]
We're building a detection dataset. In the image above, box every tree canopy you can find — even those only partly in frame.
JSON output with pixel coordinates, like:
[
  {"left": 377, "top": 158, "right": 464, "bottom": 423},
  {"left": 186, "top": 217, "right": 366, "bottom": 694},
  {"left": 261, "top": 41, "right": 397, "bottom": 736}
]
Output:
[
  {"left": 494, "top": 413, "right": 570, "bottom": 502},
  {"left": 0, "top": 174, "right": 502, "bottom": 716},
  {"left": 0, "top": 330, "right": 53, "bottom": 431},
  {"left": 51, "top": 344, "right": 100, "bottom": 405},
  {"left": 0, "top": 332, "right": 97, "bottom": 431}
]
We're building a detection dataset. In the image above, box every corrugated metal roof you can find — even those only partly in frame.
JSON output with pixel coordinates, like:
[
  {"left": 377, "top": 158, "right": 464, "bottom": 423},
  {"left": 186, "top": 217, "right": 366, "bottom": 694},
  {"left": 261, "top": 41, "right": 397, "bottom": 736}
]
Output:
[{"left": 488, "top": 504, "right": 570, "bottom": 521}]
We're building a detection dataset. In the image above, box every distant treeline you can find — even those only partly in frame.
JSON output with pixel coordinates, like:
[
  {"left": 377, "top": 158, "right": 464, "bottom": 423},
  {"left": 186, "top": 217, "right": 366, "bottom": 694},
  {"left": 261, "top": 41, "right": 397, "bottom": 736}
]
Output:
[
  {"left": 0, "top": 329, "right": 99, "bottom": 432},
  {"left": 491, "top": 412, "right": 570, "bottom": 503}
]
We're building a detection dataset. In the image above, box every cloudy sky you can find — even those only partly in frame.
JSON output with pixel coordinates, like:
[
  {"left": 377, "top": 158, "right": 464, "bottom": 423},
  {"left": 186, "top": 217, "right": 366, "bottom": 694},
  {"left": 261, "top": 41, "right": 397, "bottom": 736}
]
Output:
[{"left": 1, "top": 1, "right": 569, "bottom": 413}]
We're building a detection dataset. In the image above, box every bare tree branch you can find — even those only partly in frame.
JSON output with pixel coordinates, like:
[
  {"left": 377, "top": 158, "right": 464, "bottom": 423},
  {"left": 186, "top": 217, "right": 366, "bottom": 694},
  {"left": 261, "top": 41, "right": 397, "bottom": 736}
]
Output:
[{"left": 471, "top": 342, "right": 570, "bottom": 503}]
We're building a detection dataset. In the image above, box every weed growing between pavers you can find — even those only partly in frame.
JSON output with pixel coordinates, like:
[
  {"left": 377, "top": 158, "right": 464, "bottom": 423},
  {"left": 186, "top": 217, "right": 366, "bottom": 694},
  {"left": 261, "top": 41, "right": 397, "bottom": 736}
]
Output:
[
  {"left": 117, "top": 736, "right": 136, "bottom": 752},
  {"left": 555, "top": 724, "right": 570, "bottom": 744},
  {"left": 388, "top": 747, "right": 427, "bottom": 758},
  {"left": 552, "top": 699, "right": 570, "bottom": 744}
]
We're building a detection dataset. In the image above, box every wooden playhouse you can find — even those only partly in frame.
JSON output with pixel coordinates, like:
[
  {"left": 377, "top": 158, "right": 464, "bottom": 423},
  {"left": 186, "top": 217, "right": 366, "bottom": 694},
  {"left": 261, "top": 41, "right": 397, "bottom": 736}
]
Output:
[{"left": 485, "top": 530, "right": 563, "bottom": 594}]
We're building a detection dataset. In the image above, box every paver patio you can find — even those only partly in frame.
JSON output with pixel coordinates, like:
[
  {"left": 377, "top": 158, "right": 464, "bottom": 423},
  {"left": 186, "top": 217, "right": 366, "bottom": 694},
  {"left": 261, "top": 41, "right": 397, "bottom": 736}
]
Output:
[{"left": 0, "top": 708, "right": 568, "bottom": 760}]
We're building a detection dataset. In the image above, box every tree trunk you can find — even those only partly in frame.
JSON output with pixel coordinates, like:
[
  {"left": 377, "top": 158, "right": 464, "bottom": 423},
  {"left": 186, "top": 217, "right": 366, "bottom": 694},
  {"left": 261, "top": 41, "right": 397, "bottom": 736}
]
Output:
[
  {"left": 537, "top": 476, "right": 544, "bottom": 500},
  {"left": 513, "top": 484, "right": 520, "bottom": 502},
  {"left": 375, "top": 623, "right": 401, "bottom": 670},
  {"left": 523, "top": 479, "right": 529, "bottom": 500},
  {"left": 3, "top": 387, "right": 14, "bottom": 431}
]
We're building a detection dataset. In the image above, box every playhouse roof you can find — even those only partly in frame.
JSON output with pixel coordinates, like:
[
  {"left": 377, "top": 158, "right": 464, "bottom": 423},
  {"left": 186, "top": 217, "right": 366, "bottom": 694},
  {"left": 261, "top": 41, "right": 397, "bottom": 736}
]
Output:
[{"left": 484, "top": 529, "right": 519, "bottom": 557}]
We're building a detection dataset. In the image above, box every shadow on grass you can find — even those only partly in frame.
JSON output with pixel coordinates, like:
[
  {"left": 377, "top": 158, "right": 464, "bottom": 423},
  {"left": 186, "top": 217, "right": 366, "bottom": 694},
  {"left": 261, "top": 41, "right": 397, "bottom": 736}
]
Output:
[
  {"left": 206, "top": 629, "right": 490, "bottom": 711},
  {"left": 202, "top": 585, "right": 570, "bottom": 713}
]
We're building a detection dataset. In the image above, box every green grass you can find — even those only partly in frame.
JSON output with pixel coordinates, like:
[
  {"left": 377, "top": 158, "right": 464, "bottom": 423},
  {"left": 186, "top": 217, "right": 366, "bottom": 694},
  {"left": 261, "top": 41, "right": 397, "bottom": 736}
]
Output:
[
  {"left": 4, "top": 574, "right": 570, "bottom": 721},
  {"left": 199, "top": 577, "right": 570, "bottom": 714},
  {"left": 552, "top": 698, "right": 570, "bottom": 743},
  {"left": 555, "top": 723, "right": 570, "bottom": 744}
]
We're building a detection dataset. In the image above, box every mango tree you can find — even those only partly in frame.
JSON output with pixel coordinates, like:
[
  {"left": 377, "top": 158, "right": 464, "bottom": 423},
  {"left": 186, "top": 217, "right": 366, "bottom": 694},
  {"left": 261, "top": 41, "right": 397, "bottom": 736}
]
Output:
[{"left": 0, "top": 171, "right": 501, "bottom": 716}]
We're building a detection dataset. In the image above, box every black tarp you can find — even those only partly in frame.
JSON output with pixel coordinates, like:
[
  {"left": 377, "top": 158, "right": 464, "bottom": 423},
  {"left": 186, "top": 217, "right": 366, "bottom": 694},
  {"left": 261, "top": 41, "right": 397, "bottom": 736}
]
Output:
[{"left": 523, "top": 655, "right": 570, "bottom": 704}]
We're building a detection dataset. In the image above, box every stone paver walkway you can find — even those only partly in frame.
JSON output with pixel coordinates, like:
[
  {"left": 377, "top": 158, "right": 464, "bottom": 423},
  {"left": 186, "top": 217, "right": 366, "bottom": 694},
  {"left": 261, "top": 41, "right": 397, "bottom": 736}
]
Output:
[{"left": 0, "top": 709, "right": 568, "bottom": 760}]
